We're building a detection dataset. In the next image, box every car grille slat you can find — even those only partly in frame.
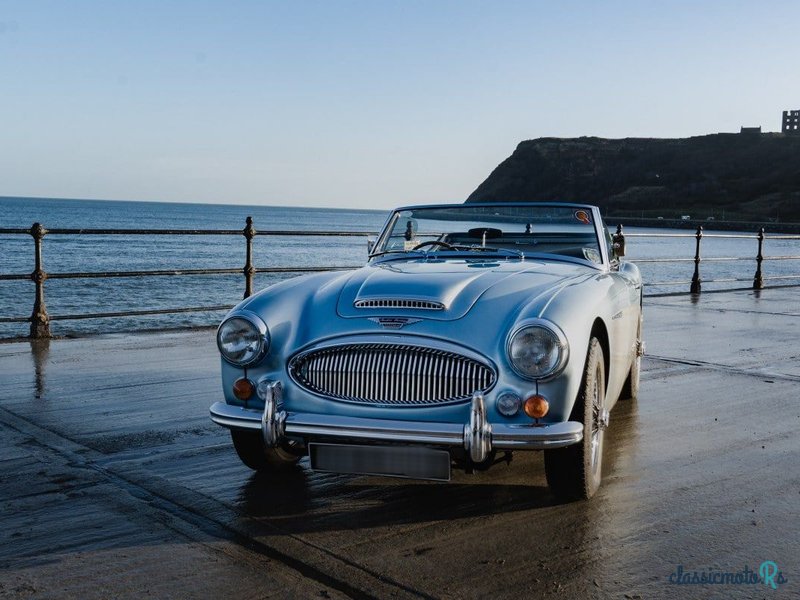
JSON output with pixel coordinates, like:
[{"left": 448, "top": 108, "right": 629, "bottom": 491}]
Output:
[
  {"left": 290, "top": 343, "right": 495, "bottom": 406},
  {"left": 359, "top": 351, "right": 368, "bottom": 399}
]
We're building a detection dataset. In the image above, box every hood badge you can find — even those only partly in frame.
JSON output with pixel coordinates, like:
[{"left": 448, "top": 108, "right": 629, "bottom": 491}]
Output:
[{"left": 368, "top": 317, "right": 423, "bottom": 329}]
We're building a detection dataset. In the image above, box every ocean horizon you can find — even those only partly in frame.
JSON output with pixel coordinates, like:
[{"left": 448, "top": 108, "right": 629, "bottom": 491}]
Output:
[
  {"left": 0, "top": 195, "right": 388, "bottom": 229},
  {"left": 2, "top": 195, "right": 797, "bottom": 339},
  {"left": 1, "top": 196, "right": 388, "bottom": 339}
]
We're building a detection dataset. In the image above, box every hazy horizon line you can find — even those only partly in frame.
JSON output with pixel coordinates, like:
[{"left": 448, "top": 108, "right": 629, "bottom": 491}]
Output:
[{"left": 0, "top": 194, "right": 411, "bottom": 213}]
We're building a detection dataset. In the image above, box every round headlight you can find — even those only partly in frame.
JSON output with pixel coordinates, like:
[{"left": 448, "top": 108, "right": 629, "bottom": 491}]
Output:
[
  {"left": 508, "top": 321, "right": 568, "bottom": 380},
  {"left": 217, "top": 315, "right": 269, "bottom": 366}
]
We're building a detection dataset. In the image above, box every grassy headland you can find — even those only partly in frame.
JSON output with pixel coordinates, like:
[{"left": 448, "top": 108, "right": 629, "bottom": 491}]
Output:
[{"left": 467, "top": 133, "right": 800, "bottom": 227}]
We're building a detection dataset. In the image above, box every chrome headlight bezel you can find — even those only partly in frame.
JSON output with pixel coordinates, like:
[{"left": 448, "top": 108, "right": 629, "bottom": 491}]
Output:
[
  {"left": 216, "top": 312, "right": 270, "bottom": 367},
  {"left": 507, "top": 319, "right": 569, "bottom": 381}
]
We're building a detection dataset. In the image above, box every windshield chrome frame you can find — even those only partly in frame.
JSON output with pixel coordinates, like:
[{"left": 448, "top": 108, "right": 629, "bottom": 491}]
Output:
[{"left": 369, "top": 202, "right": 610, "bottom": 270}]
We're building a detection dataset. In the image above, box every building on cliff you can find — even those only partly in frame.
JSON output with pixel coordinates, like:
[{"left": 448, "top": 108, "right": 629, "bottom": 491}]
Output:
[
  {"left": 782, "top": 110, "right": 800, "bottom": 134},
  {"left": 740, "top": 126, "right": 761, "bottom": 135}
]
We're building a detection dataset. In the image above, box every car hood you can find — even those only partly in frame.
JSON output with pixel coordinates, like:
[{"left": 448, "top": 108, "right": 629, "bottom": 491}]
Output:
[{"left": 336, "top": 257, "right": 595, "bottom": 321}]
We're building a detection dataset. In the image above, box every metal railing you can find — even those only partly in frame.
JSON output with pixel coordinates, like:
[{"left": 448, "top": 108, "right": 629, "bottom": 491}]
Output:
[
  {"left": 1, "top": 220, "right": 798, "bottom": 339},
  {"left": 0, "top": 218, "right": 368, "bottom": 339},
  {"left": 616, "top": 225, "right": 800, "bottom": 294}
]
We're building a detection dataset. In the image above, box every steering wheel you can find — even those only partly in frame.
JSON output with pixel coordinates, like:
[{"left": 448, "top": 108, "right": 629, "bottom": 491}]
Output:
[{"left": 412, "top": 240, "right": 456, "bottom": 251}]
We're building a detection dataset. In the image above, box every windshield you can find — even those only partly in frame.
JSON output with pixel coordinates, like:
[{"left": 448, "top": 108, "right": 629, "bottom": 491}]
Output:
[{"left": 373, "top": 204, "right": 604, "bottom": 264}]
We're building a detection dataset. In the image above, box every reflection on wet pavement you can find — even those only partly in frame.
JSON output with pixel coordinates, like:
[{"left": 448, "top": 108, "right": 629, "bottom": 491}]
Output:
[{"left": 1, "top": 289, "right": 798, "bottom": 598}]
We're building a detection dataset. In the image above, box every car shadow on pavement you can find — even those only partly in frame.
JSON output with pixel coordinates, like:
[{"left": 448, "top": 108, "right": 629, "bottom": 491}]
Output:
[
  {"left": 234, "top": 398, "right": 639, "bottom": 534},
  {"left": 237, "top": 468, "right": 556, "bottom": 531}
]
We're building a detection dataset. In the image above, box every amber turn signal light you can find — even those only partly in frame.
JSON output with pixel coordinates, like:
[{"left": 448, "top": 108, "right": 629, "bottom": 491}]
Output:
[
  {"left": 523, "top": 394, "right": 549, "bottom": 419},
  {"left": 233, "top": 377, "right": 255, "bottom": 400}
]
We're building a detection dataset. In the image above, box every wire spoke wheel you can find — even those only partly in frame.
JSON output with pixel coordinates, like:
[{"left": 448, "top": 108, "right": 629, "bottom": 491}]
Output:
[
  {"left": 590, "top": 371, "right": 603, "bottom": 475},
  {"left": 544, "top": 337, "right": 606, "bottom": 501}
]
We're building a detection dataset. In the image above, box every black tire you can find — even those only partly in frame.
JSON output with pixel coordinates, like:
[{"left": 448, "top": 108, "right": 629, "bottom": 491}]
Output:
[
  {"left": 620, "top": 314, "right": 642, "bottom": 401},
  {"left": 230, "top": 430, "right": 301, "bottom": 472},
  {"left": 544, "top": 337, "right": 606, "bottom": 501}
]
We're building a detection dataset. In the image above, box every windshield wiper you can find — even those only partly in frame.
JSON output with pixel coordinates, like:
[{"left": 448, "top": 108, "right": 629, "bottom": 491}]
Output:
[{"left": 369, "top": 249, "right": 427, "bottom": 259}]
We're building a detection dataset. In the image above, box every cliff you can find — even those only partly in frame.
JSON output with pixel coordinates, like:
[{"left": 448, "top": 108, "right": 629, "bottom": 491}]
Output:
[{"left": 466, "top": 133, "right": 800, "bottom": 222}]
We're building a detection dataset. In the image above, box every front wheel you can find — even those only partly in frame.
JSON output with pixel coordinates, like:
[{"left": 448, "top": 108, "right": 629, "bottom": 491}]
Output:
[
  {"left": 230, "top": 430, "right": 302, "bottom": 472},
  {"left": 544, "top": 337, "right": 607, "bottom": 501}
]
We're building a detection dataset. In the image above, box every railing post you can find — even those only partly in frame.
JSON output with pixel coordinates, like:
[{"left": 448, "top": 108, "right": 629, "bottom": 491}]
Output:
[
  {"left": 753, "top": 227, "right": 765, "bottom": 290},
  {"left": 29, "top": 223, "right": 51, "bottom": 338},
  {"left": 243, "top": 216, "right": 256, "bottom": 299},
  {"left": 690, "top": 225, "right": 703, "bottom": 294}
]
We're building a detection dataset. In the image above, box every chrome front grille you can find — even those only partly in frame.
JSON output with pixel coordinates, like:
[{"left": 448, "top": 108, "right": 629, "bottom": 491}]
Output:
[
  {"left": 354, "top": 299, "right": 444, "bottom": 310},
  {"left": 289, "top": 344, "right": 495, "bottom": 406}
]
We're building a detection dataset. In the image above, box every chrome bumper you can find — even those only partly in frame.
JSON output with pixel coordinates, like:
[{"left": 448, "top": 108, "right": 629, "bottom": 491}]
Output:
[{"left": 209, "top": 382, "right": 583, "bottom": 463}]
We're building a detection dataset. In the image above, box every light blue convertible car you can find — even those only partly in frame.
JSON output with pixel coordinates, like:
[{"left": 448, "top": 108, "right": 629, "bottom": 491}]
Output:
[{"left": 210, "top": 203, "right": 643, "bottom": 500}]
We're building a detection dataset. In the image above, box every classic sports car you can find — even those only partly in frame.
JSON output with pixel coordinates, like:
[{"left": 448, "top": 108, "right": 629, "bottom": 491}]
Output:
[{"left": 210, "top": 203, "right": 643, "bottom": 500}]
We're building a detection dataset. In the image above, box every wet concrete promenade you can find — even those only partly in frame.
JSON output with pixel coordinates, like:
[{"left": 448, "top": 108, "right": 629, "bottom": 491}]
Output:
[{"left": 1, "top": 288, "right": 798, "bottom": 599}]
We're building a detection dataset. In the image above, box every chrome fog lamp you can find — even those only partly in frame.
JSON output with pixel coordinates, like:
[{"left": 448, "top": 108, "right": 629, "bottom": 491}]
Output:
[
  {"left": 217, "top": 314, "right": 269, "bottom": 367},
  {"left": 508, "top": 321, "right": 569, "bottom": 380},
  {"left": 496, "top": 392, "right": 521, "bottom": 417}
]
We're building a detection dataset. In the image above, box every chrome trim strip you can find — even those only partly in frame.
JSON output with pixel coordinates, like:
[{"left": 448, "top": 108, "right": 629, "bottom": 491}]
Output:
[
  {"left": 287, "top": 414, "right": 464, "bottom": 445},
  {"left": 491, "top": 422, "right": 584, "bottom": 449},
  {"left": 209, "top": 402, "right": 262, "bottom": 431},
  {"left": 209, "top": 401, "right": 583, "bottom": 450}
]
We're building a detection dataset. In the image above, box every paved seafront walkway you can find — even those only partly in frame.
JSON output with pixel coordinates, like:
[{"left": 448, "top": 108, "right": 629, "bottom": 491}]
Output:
[{"left": 0, "top": 288, "right": 798, "bottom": 599}]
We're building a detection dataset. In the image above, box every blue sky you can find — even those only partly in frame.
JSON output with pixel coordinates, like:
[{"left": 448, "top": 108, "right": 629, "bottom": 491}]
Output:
[{"left": 1, "top": 1, "right": 798, "bottom": 209}]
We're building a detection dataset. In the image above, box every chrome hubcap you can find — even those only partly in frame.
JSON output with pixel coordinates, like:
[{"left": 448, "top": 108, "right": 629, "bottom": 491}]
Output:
[{"left": 590, "top": 367, "right": 604, "bottom": 474}]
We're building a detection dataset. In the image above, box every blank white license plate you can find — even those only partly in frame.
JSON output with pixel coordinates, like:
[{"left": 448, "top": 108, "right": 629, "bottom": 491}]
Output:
[{"left": 309, "top": 443, "right": 451, "bottom": 482}]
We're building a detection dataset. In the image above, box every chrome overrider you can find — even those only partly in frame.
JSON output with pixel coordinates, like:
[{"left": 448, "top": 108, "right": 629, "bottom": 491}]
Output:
[{"left": 209, "top": 379, "right": 584, "bottom": 463}]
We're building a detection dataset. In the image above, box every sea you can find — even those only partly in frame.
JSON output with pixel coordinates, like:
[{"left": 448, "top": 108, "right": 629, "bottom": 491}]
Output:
[{"left": 1, "top": 196, "right": 797, "bottom": 339}]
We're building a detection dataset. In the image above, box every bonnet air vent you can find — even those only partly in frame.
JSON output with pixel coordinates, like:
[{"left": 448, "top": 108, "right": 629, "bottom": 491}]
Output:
[{"left": 354, "top": 299, "right": 445, "bottom": 310}]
